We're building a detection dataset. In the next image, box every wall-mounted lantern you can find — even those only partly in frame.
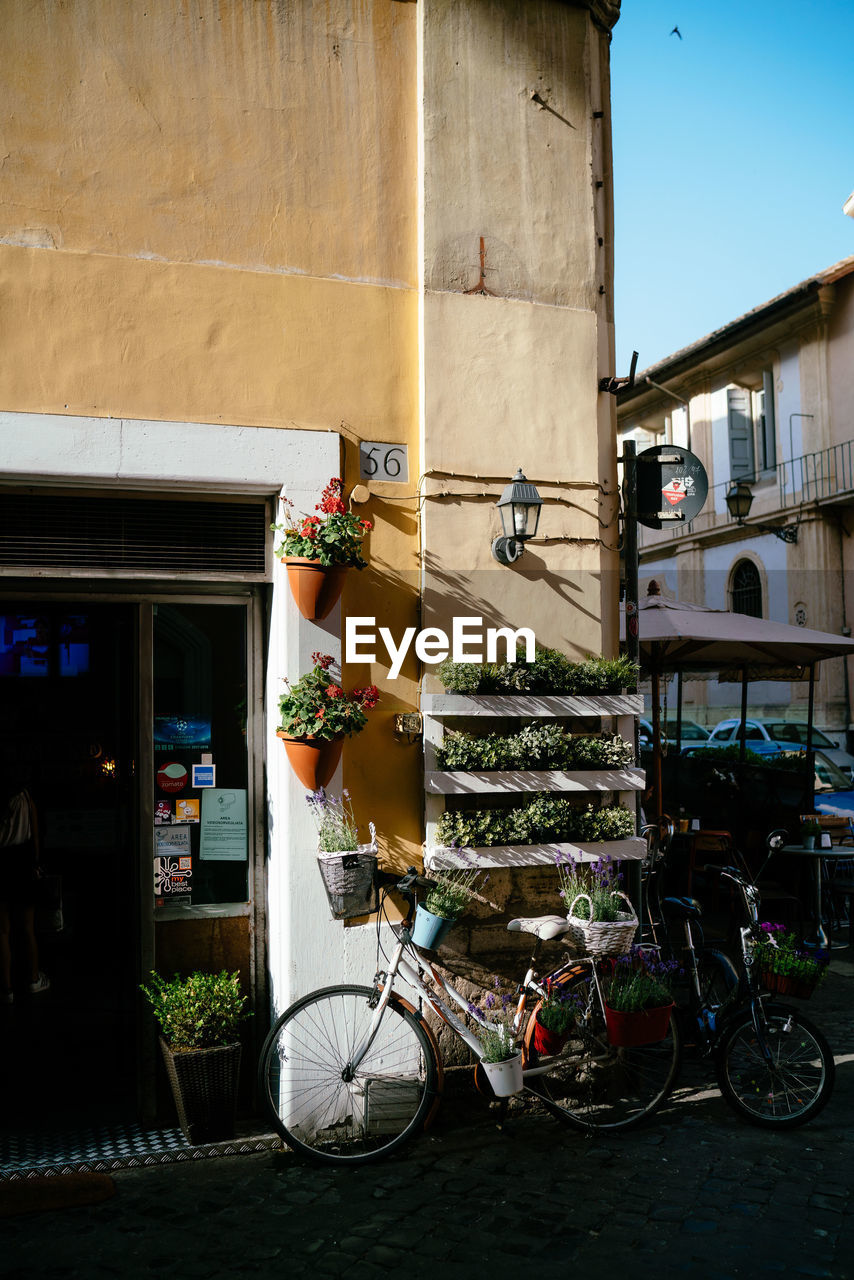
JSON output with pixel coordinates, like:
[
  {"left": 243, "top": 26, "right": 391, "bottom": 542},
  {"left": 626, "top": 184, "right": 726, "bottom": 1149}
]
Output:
[
  {"left": 492, "top": 468, "right": 543, "bottom": 566},
  {"left": 725, "top": 481, "right": 798, "bottom": 543}
]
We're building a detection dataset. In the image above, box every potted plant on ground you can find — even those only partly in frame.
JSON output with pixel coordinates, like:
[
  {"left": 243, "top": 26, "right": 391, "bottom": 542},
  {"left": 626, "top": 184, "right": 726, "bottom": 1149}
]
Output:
[
  {"left": 272, "top": 477, "right": 373, "bottom": 620},
  {"left": 308, "top": 787, "right": 378, "bottom": 919},
  {"left": 600, "top": 949, "right": 677, "bottom": 1046},
  {"left": 277, "top": 652, "right": 379, "bottom": 788},
  {"left": 556, "top": 854, "right": 638, "bottom": 958},
  {"left": 140, "top": 970, "right": 251, "bottom": 1144},
  {"left": 411, "top": 854, "right": 485, "bottom": 949},
  {"left": 754, "top": 922, "right": 829, "bottom": 998}
]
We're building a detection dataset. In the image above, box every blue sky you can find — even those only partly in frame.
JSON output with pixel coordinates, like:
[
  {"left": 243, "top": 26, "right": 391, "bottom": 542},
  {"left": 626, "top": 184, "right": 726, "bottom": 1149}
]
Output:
[{"left": 611, "top": 0, "right": 854, "bottom": 374}]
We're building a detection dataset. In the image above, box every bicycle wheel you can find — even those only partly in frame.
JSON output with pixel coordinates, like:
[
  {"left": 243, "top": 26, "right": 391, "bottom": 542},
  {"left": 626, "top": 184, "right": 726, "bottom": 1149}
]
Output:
[
  {"left": 698, "top": 946, "right": 740, "bottom": 1013},
  {"left": 258, "top": 984, "right": 440, "bottom": 1164},
  {"left": 715, "top": 1003, "right": 835, "bottom": 1128},
  {"left": 522, "top": 967, "right": 682, "bottom": 1132}
]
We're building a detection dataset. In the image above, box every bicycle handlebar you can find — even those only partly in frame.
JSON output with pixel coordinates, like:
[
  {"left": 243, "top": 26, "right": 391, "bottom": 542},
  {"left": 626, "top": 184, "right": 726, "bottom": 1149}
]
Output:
[{"left": 375, "top": 866, "right": 436, "bottom": 897}]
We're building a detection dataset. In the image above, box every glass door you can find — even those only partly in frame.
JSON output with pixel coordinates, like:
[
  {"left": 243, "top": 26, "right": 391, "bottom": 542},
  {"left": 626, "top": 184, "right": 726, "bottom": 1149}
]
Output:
[{"left": 0, "top": 603, "right": 138, "bottom": 1128}]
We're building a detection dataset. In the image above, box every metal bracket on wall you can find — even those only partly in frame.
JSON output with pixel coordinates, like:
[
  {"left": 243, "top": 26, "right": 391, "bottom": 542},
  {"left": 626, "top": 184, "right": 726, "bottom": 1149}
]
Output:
[{"left": 600, "top": 350, "right": 638, "bottom": 395}]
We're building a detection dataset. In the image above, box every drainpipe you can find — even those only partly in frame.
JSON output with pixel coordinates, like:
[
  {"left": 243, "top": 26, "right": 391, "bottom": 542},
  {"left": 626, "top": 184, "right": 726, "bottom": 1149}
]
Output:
[{"left": 645, "top": 377, "right": 691, "bottom": 450}]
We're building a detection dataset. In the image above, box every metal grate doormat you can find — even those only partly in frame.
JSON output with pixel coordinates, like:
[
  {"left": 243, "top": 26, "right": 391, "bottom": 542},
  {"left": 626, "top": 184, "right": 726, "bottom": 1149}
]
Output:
[{"left": 0, "top": 493, "right": 268, "bottom": 577}]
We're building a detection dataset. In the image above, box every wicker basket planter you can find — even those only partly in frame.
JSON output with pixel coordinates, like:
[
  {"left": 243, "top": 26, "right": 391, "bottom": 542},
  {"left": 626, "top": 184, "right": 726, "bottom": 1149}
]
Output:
[
  {"left": 159, "top": 1038, "right": 242, "bottom": 1144},
  {"left": 566, "top": 891, "right": 638, "bottom": 958},
  {"left": 316, "top": 828, "right": 378, "bottom": 920}
]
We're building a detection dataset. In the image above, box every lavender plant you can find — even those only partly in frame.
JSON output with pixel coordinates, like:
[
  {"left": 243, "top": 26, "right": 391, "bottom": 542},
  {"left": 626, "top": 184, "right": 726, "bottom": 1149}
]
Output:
[
  {"left": 536, "top": 980, "right": 580, "bottom": 1035},
  {"left": 306, "top": 787, "right": 362, "bottom": 852},
  {"left": 601, "top": 947, "right": 680, "bottom": 1013},
  {"left": 556, "top": 853, "right": 624, "bottom": 922},
  {"left": 424, "top": 856, "right": 485, "bottom": 920},
  {"left": 470, "top": 980, "right": 519, "bottom": 1062}
]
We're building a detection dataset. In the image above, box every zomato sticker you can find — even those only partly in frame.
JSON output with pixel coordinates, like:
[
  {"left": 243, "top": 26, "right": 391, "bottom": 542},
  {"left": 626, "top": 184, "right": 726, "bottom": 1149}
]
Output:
[{"left": 157, "top": 762, "right": 189, "bottom": 794}]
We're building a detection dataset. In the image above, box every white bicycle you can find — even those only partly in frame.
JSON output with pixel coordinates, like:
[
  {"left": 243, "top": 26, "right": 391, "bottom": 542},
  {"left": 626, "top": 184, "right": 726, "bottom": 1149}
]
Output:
[{"left": 257, "top": 868, "right": 681, "bottom": 1164}]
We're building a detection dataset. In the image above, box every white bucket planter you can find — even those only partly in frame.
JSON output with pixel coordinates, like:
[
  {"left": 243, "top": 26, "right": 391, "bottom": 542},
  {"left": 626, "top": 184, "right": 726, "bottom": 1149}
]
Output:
[{"left": 480, "top": 1052, "right": 524, "bottom": 1097}]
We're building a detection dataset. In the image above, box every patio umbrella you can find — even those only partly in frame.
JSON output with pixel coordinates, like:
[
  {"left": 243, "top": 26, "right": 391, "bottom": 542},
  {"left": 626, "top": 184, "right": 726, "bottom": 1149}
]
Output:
[{"left": 621, "top": 591, "right": 854, "bottom": 817}]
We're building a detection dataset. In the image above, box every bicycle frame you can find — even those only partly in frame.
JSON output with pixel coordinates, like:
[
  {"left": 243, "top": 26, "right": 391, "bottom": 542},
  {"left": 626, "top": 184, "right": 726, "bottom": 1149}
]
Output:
[{"left": 346, "top": 927, "right": 564, "bottom": 1083}]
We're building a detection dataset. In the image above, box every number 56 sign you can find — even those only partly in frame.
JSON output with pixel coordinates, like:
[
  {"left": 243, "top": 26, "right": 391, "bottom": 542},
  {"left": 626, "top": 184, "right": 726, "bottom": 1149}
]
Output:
[{"left": 359, "top": 441, "right": 409, "bottom": 483}]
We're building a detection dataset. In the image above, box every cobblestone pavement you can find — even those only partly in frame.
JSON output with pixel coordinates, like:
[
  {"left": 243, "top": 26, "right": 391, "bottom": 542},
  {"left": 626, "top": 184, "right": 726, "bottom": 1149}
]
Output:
[{"left": 3, "top": 963, "right": 853, "bottom": 1280}]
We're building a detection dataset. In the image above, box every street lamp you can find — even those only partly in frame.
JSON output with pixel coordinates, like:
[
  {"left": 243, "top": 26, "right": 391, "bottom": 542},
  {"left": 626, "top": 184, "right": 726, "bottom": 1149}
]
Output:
[
  {"left": 492, "top": 468, "right": 543, "bottom": 566},
  {"left": 725, "top": 480, "right": 798, "bottom": 543}
]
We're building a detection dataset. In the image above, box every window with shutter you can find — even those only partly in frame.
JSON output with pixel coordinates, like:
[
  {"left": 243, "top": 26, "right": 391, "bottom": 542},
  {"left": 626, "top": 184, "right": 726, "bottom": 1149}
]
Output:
[{"left": 727, "top": 386, "right": 755, "bottom": 479}]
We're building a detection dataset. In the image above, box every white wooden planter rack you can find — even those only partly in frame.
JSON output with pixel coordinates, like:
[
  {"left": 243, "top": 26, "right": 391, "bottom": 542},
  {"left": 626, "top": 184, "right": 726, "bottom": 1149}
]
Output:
[{"left": 422, "top": 692, "right": 646, "bottom": 870}]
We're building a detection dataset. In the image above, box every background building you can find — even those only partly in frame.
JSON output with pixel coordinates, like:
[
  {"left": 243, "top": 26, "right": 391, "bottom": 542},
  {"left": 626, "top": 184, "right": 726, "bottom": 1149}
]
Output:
[{"left": 617, "top": 256, "right": 854, "bottom": 746}]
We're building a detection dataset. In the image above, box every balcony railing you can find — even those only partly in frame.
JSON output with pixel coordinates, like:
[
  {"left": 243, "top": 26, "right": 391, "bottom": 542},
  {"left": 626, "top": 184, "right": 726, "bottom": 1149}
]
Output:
[{"left": 640, "top": 438, "right": 854, "bottom": 544}]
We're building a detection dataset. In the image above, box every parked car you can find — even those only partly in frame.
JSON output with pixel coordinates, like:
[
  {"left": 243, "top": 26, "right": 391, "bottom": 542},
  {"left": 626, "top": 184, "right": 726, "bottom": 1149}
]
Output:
[
  {"left": 639, "top": 717, "right": 710, "bottom": 755},
  {"left": 813, "top": 751, "right": 854, "bottom": 822},
  {"left": 704, "top": 718, "right": 854, "bottom": 779}
]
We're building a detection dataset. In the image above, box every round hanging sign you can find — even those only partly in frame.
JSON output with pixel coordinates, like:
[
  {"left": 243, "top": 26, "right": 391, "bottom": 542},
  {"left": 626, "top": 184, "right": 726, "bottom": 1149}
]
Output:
[
  {"left": 636, "top": 444, "right": 708, "bottom": 530},
  {"left": 157, "top": 761, "right": 189, "bottom": 794}
]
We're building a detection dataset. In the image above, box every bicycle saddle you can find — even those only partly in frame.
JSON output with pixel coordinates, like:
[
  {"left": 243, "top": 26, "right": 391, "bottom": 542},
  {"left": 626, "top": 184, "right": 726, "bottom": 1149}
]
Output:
[
  {"left": 662, "top": 896, "right": 703, "bottom": 920},
  {"left": 507, "top": 915, "right": 574, "bottom": 941}
]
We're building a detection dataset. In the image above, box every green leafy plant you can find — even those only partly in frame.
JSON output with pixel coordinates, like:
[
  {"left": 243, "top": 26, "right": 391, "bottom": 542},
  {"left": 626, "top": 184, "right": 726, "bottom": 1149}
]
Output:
[
  {"left": 754, "top": 923, "right": 829, "bottom": 986},
  {"left": 556, "top": 853, "right": 625, "bottom": 922},
  {"left": 140, "top": 970, "right": 250, "bottom": 1050},
  {"left": 800, "top": 818, "right": 821, "bottom": 838},
  {"left": 688, "top": 745, "right": 806, "bottom": 770},
  {"left": 437, "top": 650, "right": 638, "bottom": 697},
  {"left": 601, "top": 948, "right": 678, "bottom": 1013},
  {"left": 271, "top": 477, "right": 373, "bottom": 568},
  {"left": 435, "top": 725, "right": 634, "bottom": 772},
  {"left": 278, "top": 652, "right": 378, "bottom": 741},
  {"left": 436, "top": 800, "right": 634, "bottom": 849}
]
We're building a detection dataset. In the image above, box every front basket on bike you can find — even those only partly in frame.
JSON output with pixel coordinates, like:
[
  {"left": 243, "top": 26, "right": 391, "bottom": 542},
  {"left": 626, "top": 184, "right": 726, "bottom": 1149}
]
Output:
[{"left": 316, "top": 840, "right": 378, "bottom": 920}]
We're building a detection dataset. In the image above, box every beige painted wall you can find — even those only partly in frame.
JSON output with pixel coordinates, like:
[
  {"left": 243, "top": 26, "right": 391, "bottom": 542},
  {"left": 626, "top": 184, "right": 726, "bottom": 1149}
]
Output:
[{"left": 420, "top": 0, "right": 619, "bottom": 663}]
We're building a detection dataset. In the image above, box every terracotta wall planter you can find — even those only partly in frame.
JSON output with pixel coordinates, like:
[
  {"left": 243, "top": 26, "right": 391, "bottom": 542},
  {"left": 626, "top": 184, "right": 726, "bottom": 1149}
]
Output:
[
  {"left": 283, "top": 558, "right": 348, "bottom": 621},
  {"left": 277, "top": 732, "right": 344, "bottom": 789}
]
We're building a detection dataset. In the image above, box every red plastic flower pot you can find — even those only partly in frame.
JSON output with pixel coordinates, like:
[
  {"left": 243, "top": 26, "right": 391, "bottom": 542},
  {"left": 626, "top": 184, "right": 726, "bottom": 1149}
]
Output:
[
  {"left": 603, "top": 1001, "right": 674, "bottom": 1048},
  {"left": 531, "top": 1018, "right": 571, "bottom": 1057}
]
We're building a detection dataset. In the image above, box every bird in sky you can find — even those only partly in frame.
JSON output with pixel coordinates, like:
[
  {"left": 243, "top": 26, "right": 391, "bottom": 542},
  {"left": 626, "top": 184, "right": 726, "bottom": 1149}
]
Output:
[{"left": 670, "top": 25, "right": 682, "bottom": 39}]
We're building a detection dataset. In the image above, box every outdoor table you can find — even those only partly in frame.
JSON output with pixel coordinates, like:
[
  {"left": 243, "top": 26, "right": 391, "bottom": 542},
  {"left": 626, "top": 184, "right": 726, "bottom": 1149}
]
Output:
[{"left": 779, "top": 845, "right": 853, "bottom": 948}]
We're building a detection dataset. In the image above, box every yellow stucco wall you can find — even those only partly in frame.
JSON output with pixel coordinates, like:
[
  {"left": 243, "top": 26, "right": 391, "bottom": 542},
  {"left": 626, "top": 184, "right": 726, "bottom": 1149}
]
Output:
[
  {"left": 1, "top": 0, "right": 416, "bottom": 287},
  {"left": 0, "top": 0, "right": 423, "bottom": 864}
]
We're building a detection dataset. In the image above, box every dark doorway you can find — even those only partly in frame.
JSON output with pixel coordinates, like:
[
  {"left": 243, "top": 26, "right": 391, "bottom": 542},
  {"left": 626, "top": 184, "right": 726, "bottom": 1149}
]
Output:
[{"left": 0, "top": 603, "right": 138, "bottom": 1129}]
